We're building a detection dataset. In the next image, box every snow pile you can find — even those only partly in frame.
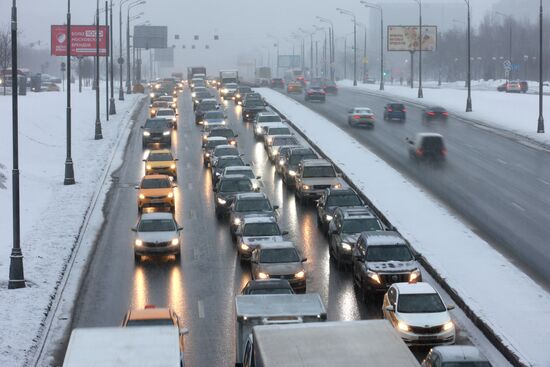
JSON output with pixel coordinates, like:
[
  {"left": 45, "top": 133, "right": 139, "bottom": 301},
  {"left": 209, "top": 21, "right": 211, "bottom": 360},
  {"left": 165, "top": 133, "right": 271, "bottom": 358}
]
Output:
[
  {"left": 259, "top": 88, "right": 550, "bottom": 367},
  {"left": 338, "top": 80, "right": 550, "bottom": 145},
  {"left": 0, "top": 87, "right": 142, "bottom": 366}
]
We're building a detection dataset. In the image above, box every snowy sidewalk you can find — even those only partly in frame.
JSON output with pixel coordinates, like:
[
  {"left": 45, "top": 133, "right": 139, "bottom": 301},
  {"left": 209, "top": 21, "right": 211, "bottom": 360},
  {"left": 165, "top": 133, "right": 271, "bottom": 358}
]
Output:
[
  {"left": 338, "top": 80, "right": 550, "bottom": 146},
  {"left": 259, "top": 88, "right": 550, "bottom": 367},
  {"left": 0, "top": 87, "right": 143, "bottom": 366}
]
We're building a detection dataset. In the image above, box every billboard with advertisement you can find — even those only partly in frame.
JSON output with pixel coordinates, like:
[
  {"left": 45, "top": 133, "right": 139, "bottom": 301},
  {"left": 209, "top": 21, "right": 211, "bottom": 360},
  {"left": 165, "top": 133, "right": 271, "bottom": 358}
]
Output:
[
  {"left": 51, "top": 25, "right": 109, "bottom": 57},
  {"left": 133, "top": 26, "right": 168, "bottom": 49},
  {"left": 154, "top": 48, "right": 174, "bottom": 68},
  {"left": 278, "top": 55, "right": 301, "bottom": 69},
  {"left": 387, "top": 26, "right": 437, "bottom": 52}
]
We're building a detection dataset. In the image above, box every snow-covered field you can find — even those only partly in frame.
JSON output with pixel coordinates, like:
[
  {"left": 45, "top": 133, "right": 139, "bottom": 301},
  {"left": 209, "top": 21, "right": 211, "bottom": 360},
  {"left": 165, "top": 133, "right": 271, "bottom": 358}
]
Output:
[
  {"left": 259, "top": 88, "right": 550, "bottom": 367},
  {"left": 0, "top": 87, "right": 142, "bottom": 366},
  {"left": 339, "top": 79, "right": 550, "bottom": 146}
]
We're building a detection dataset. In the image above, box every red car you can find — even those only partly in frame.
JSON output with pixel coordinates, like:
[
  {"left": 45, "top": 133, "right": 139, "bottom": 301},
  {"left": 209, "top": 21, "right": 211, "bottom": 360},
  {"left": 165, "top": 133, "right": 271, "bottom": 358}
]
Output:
[{"left": 270, "top": 78, "right": 285, "bottom": 89}]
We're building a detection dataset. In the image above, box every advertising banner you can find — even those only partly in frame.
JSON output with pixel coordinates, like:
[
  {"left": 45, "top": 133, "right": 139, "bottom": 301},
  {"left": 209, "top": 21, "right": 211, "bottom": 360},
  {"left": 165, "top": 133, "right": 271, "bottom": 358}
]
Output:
[
  {"left": 387, "top": 26, "right": 437, "bottom": 52},
  {"left": 51, "top": 25, "right": 109, "bottom": 57},
  {"left": 133, "top": 26, "right": 168, "bottom": 49}
]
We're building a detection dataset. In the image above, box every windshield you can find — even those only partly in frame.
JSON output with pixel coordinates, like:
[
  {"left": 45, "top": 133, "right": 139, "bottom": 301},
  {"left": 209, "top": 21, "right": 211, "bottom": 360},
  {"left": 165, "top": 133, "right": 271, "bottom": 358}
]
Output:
[
  {"left": 342, "top": 218, "right": 382, "bottom": 233},
  {"left": 239, "top": 87, "right": 252, "bottom": 93},
  {"left": 214, "top": 147, "right": 239, "bottom": 156},
  {"left": 246, "top": 100, "right": 264, "bottom": 107},
  {"left": 126, "top": 319, "right": 174, "bottom": 327},
  {"left": 219, "top": 179, "right": 253, "bottom": 193},
  {"left": 326, "top": 194, "right": 362, "bottom": 207},
  {"left": 259, "top": 115, "right": 282, "bottom": 123},
  {"left": 205, "top": 111, "right": 224, "bottom": 119},
  {"left": 442, "top": 363, "right": 492, "bottom": 367},
  {"left": 148, "top": 153, "right": 173, "bottom": 161},
  {"left": 235, "top": 199, "right": 272, "bottom": 212},
  {"left": 290, "top": 153, "right": 317, "bottom": 165},
  {"left": 200, "top": 102, "right": 217, "bottom": 110},
  {"left": 196, "top": 92, "right": 211, "bottom": 98},
  {"left": 219, "top": 158, "right": 244, "bottom": 168},
  {"left": 268, "top": 128, "right": 290, "bottom": 135},
  {"left": 225, "top": 83, "right": 238, "bottom": 89},
  {"left": 249, "top": 288, "right": 293, "bottom": 295},
  {"left": 366, "top": 245, "right": 413, "bottom": 262},
  {"left": 355, "top": 108, "right": 372, "bottom": 114},
  {"left": 302, "top": 165, "right": 335, "bottom": 178},
  {"left": 206, "top": 140, "right": 227, "bottom": 149},
  {"left": 153, "top": 102, "right": 170, "bottom": 108},
  {"left": 397, "top": 293, "right": 446, "bottom": 313},
  {"left": 144, "top": 120, "right": 171, "bottom": 129},
  {"left": 243, "top": 223, "right": 281, "bottom": 236},
  {"left": 226, "top": 169, "right": 253, "bottom": 178},
  {"left": 138, "top": 219, "right": 176, "bottom": 232},
  {"left": 272, "top": 137, "right": 298, "bottom": 146},
  {"left": 141, "top": 178, "right": 172, "bottom": 189},
  {"left": 260, "top": 248, "right": 300, "bottom": 263},
  {"left": 210, "top": 129, "right": 234, "bottom": 138}
]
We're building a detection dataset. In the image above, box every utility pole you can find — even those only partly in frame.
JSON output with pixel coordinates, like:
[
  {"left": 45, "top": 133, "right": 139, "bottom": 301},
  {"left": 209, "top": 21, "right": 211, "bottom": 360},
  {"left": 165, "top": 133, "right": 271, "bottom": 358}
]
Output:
[
  {"left": 465, "top": 0, "right": 472, "bottom": 112},
  {"left": 109, "top": 0, "right": 116, "bottom": 114},
  {"left": 316, "top": 16, "right": 335, "bottom": 81},
  {"left": 118, "top": 0, "right": 127, "bottom": 101},
  {"left": 94, "top": 0, "right": 103, "bottom": 140},
  {"left": 538, "top": 0, "right": 545, "bottom": 133},
  {"left": 126, "top": 9, "right": 131, "bottom": 94},
  {"left": 64, "top": 0, "right": 75, "bottom": 185},
  {"left": 105, "top": 0, "right": 109, "bottom": 121},
  {"left": 414, "top": 0, "right": 424, "bottom": 98},
  {"left": 337, "top": 8, "right": 357, "bottom": 86}
]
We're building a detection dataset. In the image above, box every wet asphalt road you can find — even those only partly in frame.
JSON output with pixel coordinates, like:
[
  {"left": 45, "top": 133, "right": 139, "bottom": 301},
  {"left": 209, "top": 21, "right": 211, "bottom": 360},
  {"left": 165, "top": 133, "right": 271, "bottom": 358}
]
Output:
[
  {"left": 284, "top": 86, "right": 550, "bottom": 289},
  {"left": 70, "top": 87, "right": 472, "bottom": 366}
]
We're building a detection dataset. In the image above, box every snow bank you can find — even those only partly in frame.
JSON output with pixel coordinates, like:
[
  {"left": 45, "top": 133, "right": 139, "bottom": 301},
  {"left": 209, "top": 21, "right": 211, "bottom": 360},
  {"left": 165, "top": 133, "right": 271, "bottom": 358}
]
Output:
[
  {"left": 259, "top": 88, "right": 550, "bottom": 367},
  {"left": 0, "top": 87, "right": 142, "bottom": 366}
]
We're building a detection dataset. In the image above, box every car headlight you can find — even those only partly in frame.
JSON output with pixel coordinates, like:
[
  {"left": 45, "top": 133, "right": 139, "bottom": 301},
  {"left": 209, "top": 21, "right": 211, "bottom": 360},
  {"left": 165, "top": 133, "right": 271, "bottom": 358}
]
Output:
[
  {"left": 302, "top": 185, "right": 310, "bottom": 190},
  {"left": 341, "top": 242, "right": 352, "bottom": 251},
  {"left": 325, "top": 214, "right": 333, "bottom": 221},
  {"left": 222, "top": 88, "right": 228, "bottom": 94},
  {"left": 288, "top": 170, "right": 296, "bottom": 176},
  {"left": 397, "top": 321, "right": 410, "bottom": 332},
  {"left": 149, "top": 93, "right": 154, "bottom": 98},
  {"left": 150, "top": 109, "right": 156, "bottom": 114},
  {"left": 215, "top": 171, "right": 221, "bottom": 176},
  {"left": 135, "top": 239, "right": 143, "bottom": 247},
  {"left": 256, "top": 127, "right": 262, "bottom": 134},
  {"left": 139, "top": 194, "right": 145, "bottom": 199},
  {"left": 222, "top": 120, "right": 226, "bottom": 125},
  {"left": 367, "top": 270, "right": 381, "bottom": 284},
  {"left": 333, "top": 183, "right": 342, "bottom": 189},
  {"left": 278, "top": 159, "right": 285, "bottom": 166},
  {"left": 241, "top": 243, "right": 249, "bottom": 251},
  {"left": 230, "top": 140, "right": 236, "bottom": 145},
  {"left": 233, "top": 217, "right": 241, "bottom": 226},
  {"left": 409, "top": 269, "right": 421, "bottom": 283},
  {"left": 172, "top": 117, "right": 177, "bottom": 122},
  {"left": 236, "top": 93, "right": 241, "bottom": 98},
  {"left": 258, "top": 272, "right": 269, "bottom": 279},
  {"left": 168, "top": 192, "right": 174, "bottom": 198},
  {"left": 170, "top": 164, "right": 176, "bottom": 169},
  {"left": 146, "top": 165, "right": 152, "bottom": 170},
  {"left": 252, "top": 183, "right": 259, "bottom": 190},
  {"left": 143, "top": 131, "right": 151, "bottom": 137},
  {"left": 294, "top": 270, "right": 305, "bottom": 279},
  {"left": 217, "top": 197, "right": 227, "bottom": 205},
  {"left": 171, "top": 238, "right": 179, "bottom": 246},
  {"left": 191, "top": 92, "right": 196, "bottom": 97},
  {"left": 443, "top": 321, "right": 454, "bottom": 331},
  {"left": 205, "top": 152, "right": 210, "bottom": 157},
  {"left": 163, "top": 131, "right": 171, "bottom": 136},
  {"left": 204, "top": 121, "right": 209, "bottom": 126},
  {"left": 267, "top": 137, "right": 273, "bottom": 144}
]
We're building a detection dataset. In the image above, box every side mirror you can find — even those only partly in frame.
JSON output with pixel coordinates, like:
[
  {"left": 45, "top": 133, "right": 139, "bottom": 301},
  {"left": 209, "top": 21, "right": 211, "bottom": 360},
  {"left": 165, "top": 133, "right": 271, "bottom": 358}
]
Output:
[
  {"left": 447, "top": 304, "right": 455, "bottom": 311},
  {"left": 134, "top": 185, "right": 140, "bottom": 189},
  {"left": 179, "top": 328, "right": 190, "bottom": 336},
  {"left": 131, "top": 227, "right": 137, "bottom": 232},
  {"left": 234, "top": 134, "right": 239, "bottom": 137},
  {"left": 174, "top": 158, "right": 179, "bottom": 161},
  {"left": 273, "top": 205, "right": 279, "bottom": 210},
  {"left": 301, "top": 257, "right": 307, "bottom": 262},
  {"left": 178, "top": 226, "right": 184, "bottom": 231},
  {"left": 385, "top": 305, "right": 395, "bottom": 313},
  {"left": 281, "top": 230, "right": 289, "bottom": 236},
  {"left": 256, "top": 176, "right": 261, "bottom": 179}
]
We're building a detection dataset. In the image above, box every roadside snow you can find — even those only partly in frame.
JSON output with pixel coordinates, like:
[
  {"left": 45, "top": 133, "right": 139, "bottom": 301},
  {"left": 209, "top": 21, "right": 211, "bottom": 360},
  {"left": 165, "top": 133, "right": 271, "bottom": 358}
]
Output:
[
  {"left": 0, "top": 87, "right": 142, "bottom": 366},
  {"left": 338, "top": 79, "right": 550, "bottom": 146},
  {"left": 260, "top": 88, "right": 550, "bottom": 367}
]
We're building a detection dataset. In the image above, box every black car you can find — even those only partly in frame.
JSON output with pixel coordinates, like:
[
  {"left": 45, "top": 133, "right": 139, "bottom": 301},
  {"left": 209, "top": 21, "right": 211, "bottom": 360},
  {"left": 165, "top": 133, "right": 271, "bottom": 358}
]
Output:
[
  {"left": 242, "top": 98, "right": 267, "bottom": 122},
  {"left": 228, "top": 192, "right": 278, "bottom": 237},
  {"left": 383, "top": 103, "right": 407, "bottom": 121},
  {"left": 195, "top": 99, "right": 220, "bottom": 124},
  {"left": 141, "top": 118, "right": 173, "bottom": 148},
  {"left": 316, "top": 188, "right": 364, "bottom": 235},
  {"left": 322, "top": 80, "right": 338, "bottom": 95},
  {"left": 280, "top": 147, "right": 318, "bottom": 188},
  {"left": 422, "top": 106, "right": 449, "bottom": 122},
  {"left": 270, "top": 78, "right": 285, "bottom": 89},
  {"left": 234, "top": 86, "right": 253, "bottom": 105},
  {"left": 407, "top": 133, "right": 447, "bottom": 162},
  {"left": 193, "top": 91, "right": 213, "bottom": 110},
  {"left": 241, "top": 279, "right": 295, "bottom": 295},
  {"left": 211, "top": 155, "right": 246, "bottom": 186},
  {"left": 204, "top": 127, "right": 238, "bottom": 147},
  {"left": 304, "top": 84, "right": 326, "bottom": 102},
  {"left": 214, "top": 175, "right": 256, "bottom": 219}
]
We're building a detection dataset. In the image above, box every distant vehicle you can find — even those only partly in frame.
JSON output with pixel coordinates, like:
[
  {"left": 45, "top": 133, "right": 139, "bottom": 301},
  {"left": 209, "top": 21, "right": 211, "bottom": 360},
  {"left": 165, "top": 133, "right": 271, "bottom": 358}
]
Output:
[
  {"left": 382, "top": 282, "right": 456, "bottom": 346},
  {"left": 407, "top": 133, "right": 447, "bottom": 162},
  {"left": 498, "top": 80, "right": 527, "bottom": 93},
  {"left": 242, "top": 98, "right": 267, "bottom": 122},
  {"left": 241, "top": 279, "right": 294, "bottom": 295},
  {"left": 422, "top": 345, "right": 493, "bottom": 367},
  {"left": 383, "top": 103, "right": 407, "bottom": 121},
  {"left": 195, "top": 98, "right": 220, "bottom": 124},
  {"left": 214, "top": 174, "right": 256, "bottom": 219},
  {"left": 234, "top": 86, "right": 253, "bottom": 105},
  {"left": 304, "top": 83, "right": 326, "bottom": 102},
  {"left": 255, "top": 66, "right": 272, "bottom": 86},
  {"left": 141, "top": 118, "right": 173, "bottom": 149},
  {"left": 422, "top": 106, "right": 449, "bottom": 122},
  {"left": 132, "top": 212, "right": 182, "bottom": 261},
  {"left": 322, "top": 79, "right": 338, "bottom": 95},
  {"left": 286, "top": 81, "right": 303, "bottom": 94},
  {"left": 136, "top": 174, "right": 176, "bottom": 213},
  {"left": 228, "top": 192, "right": 278, "bottom": 238},
  {"left": 143, "top": 149, "right": 178, "bottom": 179},
  {"left": 347, "top": 107, "right": 376, "bottom": 128},
  {"left": 210, "top": 145, "right": 240, "bottom": 169},
  {"left": 221, "top": 82, "right": 239, "bottom": 100},
  {"left": 44, "top": 82, "right": 60, "bottom": 92},
  {"left": 200, "top": 110, "right": 226, "bottom": 128},
  {"left": 294, "top": 159, "right": 345, "bottom": 202},
  {"left": 316, "top": 187, "right": 364, "bottom": 234},
  {"left": 270, "top": 78, "right": 285, "bottom": 89},
  {"left": 193, "top": 90, "right": 213, "bottom": 109},
  {"left": 187, "top": 66, "right": 206, "bottom": 82},
  {"left": 253, "top": 112, "right": 284, "bottom": 137},
  {"left": 202, "top": 137, "right": 229, "bottom": 167},
  {"left": 219, "top": 70, "right": 239, "bottom": 85},
  {"left": 234, "top": 216, "right": 285, "bottom": 260},
  {"left": 221, "top": 166, "right": 261, "bottom": 192},
  {"left": 262, "top": 124, "right": 292, "bottom": 147}
]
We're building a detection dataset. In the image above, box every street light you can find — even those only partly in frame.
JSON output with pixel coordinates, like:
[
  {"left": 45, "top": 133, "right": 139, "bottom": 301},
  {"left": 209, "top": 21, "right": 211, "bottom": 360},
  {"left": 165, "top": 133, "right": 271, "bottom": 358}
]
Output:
[
  {"left": 291, "top": 32, "right": 305, "bottom": 72},
  {"left": 494, "top": 11, "right": 513, "bottom": 82},
  {"left": 64, "top": 0, "right": 75, "bottom": 185},
  {"left": 129, "top": 12, "right": 143, "bottom": 89},
  {"left": 361, "top": 1, "right": 384, "bottom": 90},
  {"left": 109, "top": 0, "right": 116, "bottom": 115},
  {"left": 337, "top": 8, "right": 357, "bottom": 86},
  {"left": 465, "top": 0, "right": 472, "bottom": 112},
  {"left": 94, "top": 0, "right": 103, "bottom": 140},
  {"left": 313, "top": 25, "right": 327, "bottom": 78},
  {"left": 299, "top": 27, "right": 315, "bottom": 79},
  {"left": 127, "top": 1, "right": 145, "bottom": 94},
  {"left": 354, "top": 21, "right": 367, "bottom": 84},
  {"left": 267, "top": 34, "right": 279, "bottom": 77},
  {"left": 316, "top": 16, "right": 335, "bottom": 81},
  {"left": 412, "top": 0, "right": 423, "bottom": 98},
  {"left": 538, "top": 0, "right": 544, "bottom": 133},
  {"left": 8, "top": 0, "right": 26, "bottom": 289}
]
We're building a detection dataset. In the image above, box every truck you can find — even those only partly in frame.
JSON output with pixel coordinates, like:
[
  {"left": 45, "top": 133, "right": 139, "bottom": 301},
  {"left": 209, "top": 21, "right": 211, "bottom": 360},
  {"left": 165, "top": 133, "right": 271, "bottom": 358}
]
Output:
[
  {"left": 187, "top": 66, "right": 206, "bottom": 82},
  {"left": 244, "top": 320, "right": 421, "bottom": 367},
  {"left": 219, "top": 70, "right": 239, "bottom": 86},
  {"left": 235, "top": 294, "right": 327, "bottom": 366},
  {"left": 62, "top": 326, "right": 182, "bottom": 367},
  {"left": 255, "top": 67, "right": 272, "bottom": 86}
]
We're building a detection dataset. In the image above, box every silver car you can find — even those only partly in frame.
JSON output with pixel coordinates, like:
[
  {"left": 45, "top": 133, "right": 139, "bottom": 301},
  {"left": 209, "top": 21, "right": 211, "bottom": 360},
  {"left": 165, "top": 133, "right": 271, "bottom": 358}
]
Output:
[
  {"left": 234, "top": 216, "right": 287, "bottom": 261},
  {"left": 422, "top": 345, "right": 492, "bottom": 366},
  {"left": 347, "top": 107, "right": 375, "bottom": 128},
  {"left": 294, "top": 159, "right": 346, "bottom": 202},
  {"left": 132, "top": 212, "right": 183, "bottom": 262}
]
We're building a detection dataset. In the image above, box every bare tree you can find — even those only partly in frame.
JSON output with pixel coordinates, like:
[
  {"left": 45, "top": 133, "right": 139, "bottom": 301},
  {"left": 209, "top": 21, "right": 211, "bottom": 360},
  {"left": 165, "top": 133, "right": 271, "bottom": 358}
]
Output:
[{"left": 0, "top": 26, "right": 11, "bottom": 96}]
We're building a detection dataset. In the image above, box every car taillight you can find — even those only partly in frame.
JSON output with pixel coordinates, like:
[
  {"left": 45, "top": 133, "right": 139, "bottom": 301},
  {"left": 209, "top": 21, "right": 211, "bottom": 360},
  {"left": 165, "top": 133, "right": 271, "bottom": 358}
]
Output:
[
  {"left": 145, "top": 304, "right": 156, "bottom": 309},
  {"left": 353, "top": 115, "right": 361, "bottom": 119},
  {"left": 427, "top": 112, "right": 436, "bottom": 116},
  {"left": 442, "top": 112, "right": 449, "bottom": 116},
  {"left": 387, "top": 108, "right": 393, "bottom": 112},
  {"left": 441, "top": 148, "right": 447, "bottom": 156},
  {"left": 403, "top": 108, "right": 407, "bottom": 112},
  {"left": 416, "top": 148, "right": 424, "bottom": 156}
]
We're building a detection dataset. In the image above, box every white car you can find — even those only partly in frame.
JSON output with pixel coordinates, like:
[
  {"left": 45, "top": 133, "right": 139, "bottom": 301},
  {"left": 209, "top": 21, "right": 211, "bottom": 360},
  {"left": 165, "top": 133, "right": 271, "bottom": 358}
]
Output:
[
  {"left": 132, "top": 212, "right": 183, "bottom": 262},
  {"left": 262, "top": 123, "right": 293, "bottom": 148},
  {"left": 253, "top": 112, "right": 284, "bottom": 138},
  {"left": 382, "top": 282, "right": 456, "bottom": 346},
  {"left": 155, "top": 108, "right": 178, "bottom": 129}
]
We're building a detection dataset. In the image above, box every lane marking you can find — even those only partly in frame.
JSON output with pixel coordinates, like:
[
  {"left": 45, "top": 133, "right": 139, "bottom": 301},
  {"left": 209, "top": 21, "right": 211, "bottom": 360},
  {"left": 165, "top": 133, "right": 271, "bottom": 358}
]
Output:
[
  {"left": 496, "top": 158, "right": 508, "bottom": 165},
  {"left": 511, "top": 201, "right": 526, "bottom": 212},
  {"left": 538, "top": 178, "right": 550, "bottom": 186},
  {"left": 198, "top": 300, "right": 205, "bottom": 318}
]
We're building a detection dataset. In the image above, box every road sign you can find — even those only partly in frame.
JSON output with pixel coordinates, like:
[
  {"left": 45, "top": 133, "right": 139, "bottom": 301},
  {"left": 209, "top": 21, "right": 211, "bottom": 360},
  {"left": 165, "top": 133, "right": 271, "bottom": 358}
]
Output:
[
  {"left": 60, "top": 62, "right": 66, "bottom": 72},
  {"left": 503, "top": 59, "right": 512, "bottom": 72}
]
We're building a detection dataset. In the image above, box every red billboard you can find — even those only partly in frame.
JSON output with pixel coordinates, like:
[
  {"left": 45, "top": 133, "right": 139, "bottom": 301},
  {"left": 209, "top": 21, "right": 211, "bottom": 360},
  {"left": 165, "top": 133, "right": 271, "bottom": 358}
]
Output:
[{"left": 51, "top": 25, "right": 109, "bottom": 57}]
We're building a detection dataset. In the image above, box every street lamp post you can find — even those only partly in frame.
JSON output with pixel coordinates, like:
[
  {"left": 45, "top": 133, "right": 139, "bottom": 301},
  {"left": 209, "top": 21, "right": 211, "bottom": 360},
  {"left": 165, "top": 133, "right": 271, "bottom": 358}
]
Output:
[
  {"left": 465, "top": 0, "right": 472, "bottom": 112},
  {"left": 8, "top": 0, "right": 25, "bottom": 289},
  {"left": 361, "top": 1, "right": 384, "bottom": 90},
  {"left": 413, "top": 0, "right": 423, "bottom": 98},
  {"left": 104, "top": 0, "right": 109, "bottom": 121},
  {"left": 64, "top": 0, "right": 75, "bottom": 186},
  {"left": 94, "top": 0, "right": 103, "bottom": 140},
  {"left": 267, "top": 34, "right": 280, "bottom": 77},
  {"left": 118, "top": 0, "right": 130, "bottom": 101},
  {"left": 127, "top": 2, "right": 145, "bottom": 94},
  {"left": 538, "top": 0, "right": 544, "bottom": 133},
  {"left": 337, "top": 8, "right": 358, "bottom": 86},
  {"left": 109, "top": 0, "right": 116, "bottom": 114},
  {"left": 317, "top": 16, "right": 335, "bottom": 82},
  {"left": 495, "top": 11, "right": 513, "bottom": 82}
]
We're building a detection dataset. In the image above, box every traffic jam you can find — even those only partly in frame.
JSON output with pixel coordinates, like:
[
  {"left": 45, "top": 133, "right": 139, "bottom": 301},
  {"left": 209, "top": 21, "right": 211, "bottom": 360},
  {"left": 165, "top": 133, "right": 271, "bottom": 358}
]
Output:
[{"left": 62, "top": 70, "right": 493, "bottom": 367}]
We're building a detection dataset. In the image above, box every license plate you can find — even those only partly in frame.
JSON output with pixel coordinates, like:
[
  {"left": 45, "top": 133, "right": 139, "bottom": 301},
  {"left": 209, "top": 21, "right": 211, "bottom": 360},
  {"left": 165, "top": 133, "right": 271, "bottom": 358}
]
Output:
[{"left": 418, "top": 335, "right": 434, "bottom": 340}]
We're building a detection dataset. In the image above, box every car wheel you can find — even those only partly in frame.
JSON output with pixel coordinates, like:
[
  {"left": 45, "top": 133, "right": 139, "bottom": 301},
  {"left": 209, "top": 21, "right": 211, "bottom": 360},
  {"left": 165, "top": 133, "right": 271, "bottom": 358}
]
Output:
[
  {"left": 216, "top": 210, "right": 223, "bottom": 220},
  {"left": 170, "top": 205, "right": 175, "bottom": 213},
  {"left": 134, "top": 253, "right": 141, "bottom": 263},
  {"left": 172, "top": 175, "right": 177, "bottom": 181},
  {"left": 203, "top": 161, "right": 208, "bottom": 168}
]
